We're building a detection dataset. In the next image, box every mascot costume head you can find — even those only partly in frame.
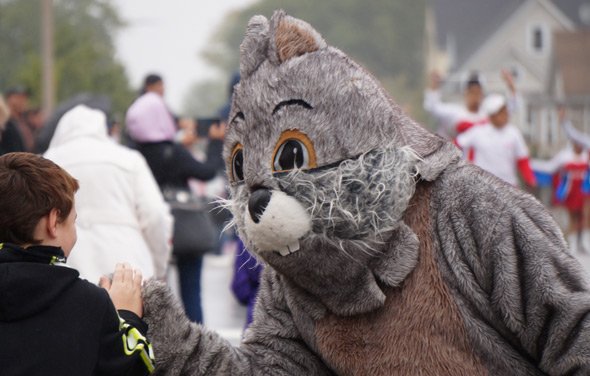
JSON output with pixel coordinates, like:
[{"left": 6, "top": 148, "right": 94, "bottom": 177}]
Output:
[
  {"left": 143, "top": 11, "right": 590, "bottom": 376},
  {"left": 223, "top": 10, "right": 458, "bottom": 316}
]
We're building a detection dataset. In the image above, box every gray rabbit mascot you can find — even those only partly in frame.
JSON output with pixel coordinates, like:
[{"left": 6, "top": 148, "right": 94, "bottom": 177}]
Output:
[{"left": 142, "top": 10, "right": 590, "bottom": 375}]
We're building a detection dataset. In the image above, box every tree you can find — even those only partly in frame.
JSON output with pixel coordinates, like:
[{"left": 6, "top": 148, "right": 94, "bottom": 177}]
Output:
[
  {"left": 0, "top": 0, "right": 134, "bottom": 115},
  {"left": 188, "top": 0, "right": 427, "bottom": 121},
  {"left": 182, "top": 79, "right": 228, "bottom": 119}
]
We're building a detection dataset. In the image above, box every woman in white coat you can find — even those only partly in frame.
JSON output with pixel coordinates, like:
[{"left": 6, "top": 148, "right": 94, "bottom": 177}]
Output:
[{"left": 44, "top": 104, "right": 173, "bottom": 283}]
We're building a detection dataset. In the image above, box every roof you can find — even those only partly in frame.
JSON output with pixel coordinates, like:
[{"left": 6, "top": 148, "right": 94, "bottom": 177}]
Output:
[
  {"left": 553, "top": 30, "right": 590, "bottom": 96},
  {"left": 553, "top": 0, "right": 590, "bottom": 28},
  {"left": 432, "top": 0, "right": 588, "bottom": 70},
  {"left": 433, "top": 0, "right": 526, "bottom": 69}
]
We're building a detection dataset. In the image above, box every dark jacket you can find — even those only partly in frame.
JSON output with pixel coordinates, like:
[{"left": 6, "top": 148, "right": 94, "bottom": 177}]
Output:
[
  {"left": 0, "top": 243, "right": 154, "bottom": 375},
  {"left": 136, "top": 139, "right": 224, "bottom": 191},
  {"left": 0, "top": 119, "right": 26, "bottom": 155}
]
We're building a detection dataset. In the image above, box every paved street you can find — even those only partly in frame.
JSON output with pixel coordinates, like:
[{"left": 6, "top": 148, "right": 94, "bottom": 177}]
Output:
[
  {"left": 200, "top": 251, "right": 247, "bottom": 346},
  {"left": 167, "top": 244, "right": 247, "bottom": 346}
]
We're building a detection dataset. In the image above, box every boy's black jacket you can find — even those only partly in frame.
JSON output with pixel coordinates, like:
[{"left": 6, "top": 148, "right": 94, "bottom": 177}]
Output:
[{"left": 0, "top": 243, "right": 153, "bottom": 375}]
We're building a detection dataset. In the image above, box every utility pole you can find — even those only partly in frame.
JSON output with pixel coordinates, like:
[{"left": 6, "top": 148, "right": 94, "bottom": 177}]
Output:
[{"left": 41, "top": 0, "right": 55, "bottom": 115}]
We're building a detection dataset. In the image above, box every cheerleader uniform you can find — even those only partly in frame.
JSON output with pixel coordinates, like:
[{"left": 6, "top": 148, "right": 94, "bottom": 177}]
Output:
[
  {"left": 533, "top": 148, "right": 590, "bottom": 212},
  {"left": 423, "top": 89, "right": 488, "bottom": 139}
]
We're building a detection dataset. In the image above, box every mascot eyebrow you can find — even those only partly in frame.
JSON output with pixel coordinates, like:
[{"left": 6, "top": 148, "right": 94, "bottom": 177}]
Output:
[
  {"left": 230, "top": 99, "right": 313, "bottom": 125},
  {"left": 272, "top": 99, "right": 313, "bottom": 115}
]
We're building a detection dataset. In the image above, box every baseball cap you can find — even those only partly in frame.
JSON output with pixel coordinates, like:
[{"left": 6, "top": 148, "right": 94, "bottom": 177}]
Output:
[{"left": 482, "top": 94, "right": 506, "bottom": 116}]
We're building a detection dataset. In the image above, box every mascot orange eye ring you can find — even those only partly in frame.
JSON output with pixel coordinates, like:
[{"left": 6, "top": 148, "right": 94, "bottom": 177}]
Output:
[
  {"left": 271, "top": 129, "right": 317, "bottom": 173},
  {"left": 230, "top": 143, "right": 244, "bottom": 182}
]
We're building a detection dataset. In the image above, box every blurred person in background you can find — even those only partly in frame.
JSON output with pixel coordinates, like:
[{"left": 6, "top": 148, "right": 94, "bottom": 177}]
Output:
[
  {"left": 456, "top": 93, "right": 536, "bottom": 189},
  {"left": 0, "top": 95, "right": 9, "bottom": 154},
  {"left": 44, "top": 104, "right": 173, "bottom": 284},
  {"left": 0, "top": 86, "right": 30, "bottom": 155},
  {"left": 424, "top": 70, "right": 518, "bottom": 141},
  {"left": 23, "top": 107, "right": 45, "bottom": 142},
  {"left": 424, "top": 71, "right": 486, "bottom": 140},
  {"left": 126, "top": 74, "right": 177, "bottom": 146},
  {"left": 35, "top": 93, "right": 113, "bottom": 154},
  {"left": 532, "top": 108, "right": 590, "bottom": 254},
  {"left": 126, "top": 73, "right": 226, "bottom": 324}
]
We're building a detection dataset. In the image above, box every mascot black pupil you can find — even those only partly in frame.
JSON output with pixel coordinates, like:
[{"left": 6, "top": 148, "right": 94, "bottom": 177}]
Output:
[
  {"left": 233, "top": 149, "right": 244, "bottom": 181},
  {"left": 275, "top": 140, "right": 305, "bottom": 171}
]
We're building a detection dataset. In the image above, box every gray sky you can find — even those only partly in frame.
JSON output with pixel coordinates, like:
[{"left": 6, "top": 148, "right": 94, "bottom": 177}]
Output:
[{"left": 111, "top": 0, "right": 256, "bottom": 113}]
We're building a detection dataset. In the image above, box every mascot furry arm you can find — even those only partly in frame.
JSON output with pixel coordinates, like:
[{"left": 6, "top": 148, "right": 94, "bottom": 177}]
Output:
[{"left": 143, "top": 10, "right": 590, "bottom": 375}]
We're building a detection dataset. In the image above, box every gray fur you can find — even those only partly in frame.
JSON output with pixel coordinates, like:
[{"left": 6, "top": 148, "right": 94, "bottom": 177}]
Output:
[
  {"left": 278, "top": 146, "right": 418, "bottom": 245},
  {"left": 143, "top": 9, "right": 590, "bottom": 375},
  {"left": 143, "top": 275, "right": 334, "bottom": 376},
  {"left": 239, "top": 15, "right": 269, "bottom": 78},
  {"left": 432, "top": 162, "right": 590, "bottom": 375}
]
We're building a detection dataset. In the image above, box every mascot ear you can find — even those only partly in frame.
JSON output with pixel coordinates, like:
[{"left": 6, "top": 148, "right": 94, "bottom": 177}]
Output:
[
  {"left": 268, "top": 10, "right": 327, "bottom": 65},
  {"left": 239, "top": 15, "right": 270, "bottom": 78}
]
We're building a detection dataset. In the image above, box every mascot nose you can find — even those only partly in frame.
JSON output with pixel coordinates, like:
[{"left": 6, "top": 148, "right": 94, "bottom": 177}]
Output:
[{"left": 248, "top": 188, "right": 272, "bottom": 223}]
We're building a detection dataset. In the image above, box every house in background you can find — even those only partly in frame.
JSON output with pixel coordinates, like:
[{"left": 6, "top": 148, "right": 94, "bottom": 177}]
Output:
[
  {"left": 425, "top": 0, "right": 590, "bottom": 157},
  {"left": 545, "top": 30, "right": 590, "bottom": 153}
]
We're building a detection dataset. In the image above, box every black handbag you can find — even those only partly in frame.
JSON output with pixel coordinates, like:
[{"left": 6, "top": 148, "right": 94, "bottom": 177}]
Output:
[{"left": 164, "top": 189, "right": 219, "bottom": 258}]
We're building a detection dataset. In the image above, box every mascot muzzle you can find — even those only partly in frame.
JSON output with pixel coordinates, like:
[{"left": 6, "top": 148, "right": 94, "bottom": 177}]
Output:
[{"left": 244, "top": 188, "right": 312, "bottom": 256}]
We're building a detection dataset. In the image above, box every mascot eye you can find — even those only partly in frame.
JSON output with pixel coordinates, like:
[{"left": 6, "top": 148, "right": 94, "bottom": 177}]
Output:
[
  {"left": 274, "top": 140, "right": 309, "bottom": 171},
  {"left": 272, "top": 130, "right": 317, "bottom": 173},
  {"left": 231, "top": 144, "right": 244, "bottom": 182}
]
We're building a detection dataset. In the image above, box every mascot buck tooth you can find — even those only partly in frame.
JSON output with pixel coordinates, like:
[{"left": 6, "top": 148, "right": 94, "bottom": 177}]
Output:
[{"left": 143, "top": 11, "right": 590, "bottom": 375}]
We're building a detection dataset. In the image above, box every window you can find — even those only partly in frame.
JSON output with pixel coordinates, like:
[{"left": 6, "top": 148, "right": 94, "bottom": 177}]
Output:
[
  {"left": 533, "top": 27, "right": 543, "bottom": 52},
  {"left": 527, "top": 24, "right": 549, "bottom": 55}
]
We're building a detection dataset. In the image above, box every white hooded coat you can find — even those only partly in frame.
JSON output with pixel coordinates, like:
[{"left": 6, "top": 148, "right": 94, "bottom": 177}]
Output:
[{"left": 44, "top": 105, "right": 173, "bottom": 283}]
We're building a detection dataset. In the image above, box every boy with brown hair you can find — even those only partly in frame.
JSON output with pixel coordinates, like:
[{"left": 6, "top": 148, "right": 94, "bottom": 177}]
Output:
[{"left": 0, "top": 152, "right": 154, "bottom": 375}]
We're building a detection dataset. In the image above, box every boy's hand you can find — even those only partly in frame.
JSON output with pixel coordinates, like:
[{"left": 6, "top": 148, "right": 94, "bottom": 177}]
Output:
[{"left": 99, "top": 263, "right": 144, "bottom": 318}]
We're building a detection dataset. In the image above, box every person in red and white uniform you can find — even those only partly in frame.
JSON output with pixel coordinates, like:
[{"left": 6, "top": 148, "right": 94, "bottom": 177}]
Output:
[
  {"left": 424, "top": 72, "right": 486, "bottom": 139},
  {"left": 532, "top": 110, "right": 590, "bottom": 254},
  {"left": 456, "top": 93, "right": 536, "bottom": 188},
  {"left": 424, "top": 70, "right": 519, "bottom": 140}
]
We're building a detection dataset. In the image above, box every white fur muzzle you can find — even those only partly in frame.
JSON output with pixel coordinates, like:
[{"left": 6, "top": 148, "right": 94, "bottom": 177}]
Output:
[{"left": 244, "top": 190, "right": 311, "bottom": 256}]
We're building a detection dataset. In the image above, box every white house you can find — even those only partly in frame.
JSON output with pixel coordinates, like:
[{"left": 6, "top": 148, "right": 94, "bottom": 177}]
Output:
[{"left": 425, "top": 0, "right": 590, "bottom": 157}]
